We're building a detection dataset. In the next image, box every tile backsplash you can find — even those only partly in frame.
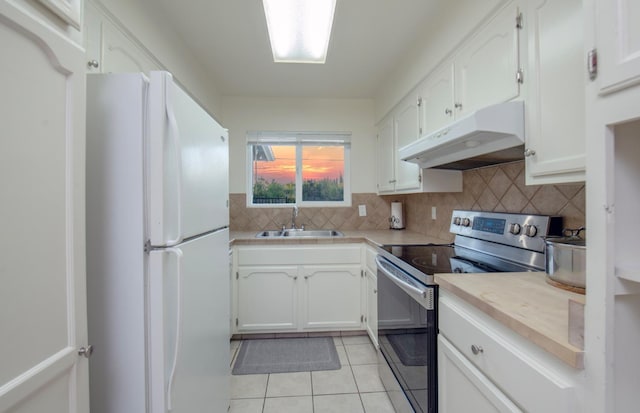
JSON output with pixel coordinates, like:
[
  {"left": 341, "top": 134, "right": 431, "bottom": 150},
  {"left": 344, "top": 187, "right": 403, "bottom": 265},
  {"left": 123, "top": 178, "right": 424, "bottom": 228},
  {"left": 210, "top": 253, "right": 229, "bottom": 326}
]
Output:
[{"left": 230, "top": 161, "right": 586, "bottom": 241}]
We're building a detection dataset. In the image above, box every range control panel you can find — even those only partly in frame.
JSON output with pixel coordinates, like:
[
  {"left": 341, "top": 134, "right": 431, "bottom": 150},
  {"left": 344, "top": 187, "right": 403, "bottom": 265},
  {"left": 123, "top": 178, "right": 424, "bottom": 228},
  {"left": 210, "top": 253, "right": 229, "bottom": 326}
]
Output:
[{"left": 449, "top": 210, "right": 563, "bottom": 252}]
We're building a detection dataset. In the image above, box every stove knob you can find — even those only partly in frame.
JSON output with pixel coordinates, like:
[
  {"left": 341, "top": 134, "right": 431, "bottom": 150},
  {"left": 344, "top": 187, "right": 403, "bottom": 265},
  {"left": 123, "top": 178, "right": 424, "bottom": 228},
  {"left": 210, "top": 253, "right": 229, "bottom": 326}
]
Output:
[
  {"left": 453, "top": 217, "right": 461, "bottom": 226},
  {"left": 508, "top": 223, "right": 521, "bottom": 235},
  {"left": 524, "top": 224, "right": 538, "bottom": 237},
  {"left": 462, "top": 218, "right": 472, "bottom": 227}
]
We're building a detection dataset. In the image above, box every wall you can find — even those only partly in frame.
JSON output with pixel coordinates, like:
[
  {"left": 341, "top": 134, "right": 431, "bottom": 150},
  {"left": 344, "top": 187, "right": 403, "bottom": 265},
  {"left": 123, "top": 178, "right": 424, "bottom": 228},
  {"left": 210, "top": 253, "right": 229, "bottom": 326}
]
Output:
[
  {"left": 221, "top": 96, "right": 377, "bottom": 194},
  {"left": 91, "top": 0, "right": 222, "bottom": 115},
  {"left": 230, "top": 161, "right": 586, "bottom": 235},
  {"left": 374, "top": 0, "right": 503, "bottom": 122}
]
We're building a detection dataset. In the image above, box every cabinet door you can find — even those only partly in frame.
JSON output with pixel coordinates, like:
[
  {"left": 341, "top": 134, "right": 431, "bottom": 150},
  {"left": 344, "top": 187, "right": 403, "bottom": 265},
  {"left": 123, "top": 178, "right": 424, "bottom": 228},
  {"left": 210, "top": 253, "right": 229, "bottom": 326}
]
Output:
[
  {"left": 596, "top": 0, "right": 640, "bottom": 93},
  {"left": 394, "top": 96, "right": 422, "bottom": 191},
  {"left": 438, "top": 336, "right": 522, "bottom": 413},
  {"left": 85, "top": 2, "right": 160, "bottom": 74},
  {"left": 301, "top": 265, "right": 362, "bottom": 330},
  {"left": 420, "top": 62, "right": 455, "bottom": 135},
  {"left": 237, "top": 266, "right": 298, "bottom": 331},
  {"left": 525, "top": 0, "right": 585, "bottom": 184},
  {"left": 377, "top": 116, "right": 396, "bottom": 193},
  {"left": 365, "top": 269, "right": 378, "bottom": 347},
  {"left": 0, "top": 1, "right": 88, "bottom": 411},
  {"left": 455, "top": 2, "right": 521, "bottom": 117}
]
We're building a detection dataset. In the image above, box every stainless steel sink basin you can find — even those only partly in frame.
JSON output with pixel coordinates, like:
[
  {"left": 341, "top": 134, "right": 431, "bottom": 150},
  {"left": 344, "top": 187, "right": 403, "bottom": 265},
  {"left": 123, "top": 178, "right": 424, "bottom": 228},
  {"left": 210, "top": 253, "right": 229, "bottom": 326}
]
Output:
[
  {"left": 255, "top": 229, "right": 343, "bottom": 238},
  {"left": 255, "top": 230, "right": 285, "bottom": 238}
]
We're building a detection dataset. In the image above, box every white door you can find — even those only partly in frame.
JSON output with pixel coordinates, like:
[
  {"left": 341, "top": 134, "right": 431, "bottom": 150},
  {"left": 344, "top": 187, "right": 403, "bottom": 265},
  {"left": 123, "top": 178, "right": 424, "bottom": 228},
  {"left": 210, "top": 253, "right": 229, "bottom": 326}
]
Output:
[
  {"left": 301, "top": 265, "right": 362, "bottom": 330},
  {"left": 454, "top": 2, "right": 520, "bottom": 117},
  {"left": 394, "top": 96, "right": 422, "bottom": 192},
  {"left": 420, "top": 62, "right": 455, "bottom": 135},
  {"left": 236, "top": 266, "right": 299, "bottom": 331},
  {"left": 0, "top": 1, "right": 88, "bottom": 412},
  {"left": 377, "top": 116, "right": 395, "bottom": 193},
  {"left": 148, "top": 229, "right": 230, "bottom": 413},
  {"left": 596, "top": 0, "right": 640, "bottom": 94},
  {"left": 148, "top": 72, "right": 229, "bottom": 246}
]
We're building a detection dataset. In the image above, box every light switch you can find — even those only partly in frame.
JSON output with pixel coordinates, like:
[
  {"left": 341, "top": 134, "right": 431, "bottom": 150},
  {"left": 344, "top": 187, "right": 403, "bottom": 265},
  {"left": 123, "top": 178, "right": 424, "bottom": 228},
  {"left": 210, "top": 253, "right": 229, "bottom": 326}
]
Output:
[
  {"left": 431, "top": 206, "right": 437, "bottom": 220},
  {"left": 358, "top": 205, "right": 367, "bottom": 217}
]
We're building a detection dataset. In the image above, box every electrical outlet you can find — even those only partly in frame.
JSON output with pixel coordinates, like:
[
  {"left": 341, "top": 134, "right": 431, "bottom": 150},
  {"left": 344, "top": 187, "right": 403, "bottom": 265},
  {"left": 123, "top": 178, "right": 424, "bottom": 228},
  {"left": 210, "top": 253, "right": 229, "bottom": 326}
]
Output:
[
  {"left": 358, "top": 205, "right": 367, "bottom": 217},
  {"left": 431, "top": 206, "right": 437, "bottom": 220}
]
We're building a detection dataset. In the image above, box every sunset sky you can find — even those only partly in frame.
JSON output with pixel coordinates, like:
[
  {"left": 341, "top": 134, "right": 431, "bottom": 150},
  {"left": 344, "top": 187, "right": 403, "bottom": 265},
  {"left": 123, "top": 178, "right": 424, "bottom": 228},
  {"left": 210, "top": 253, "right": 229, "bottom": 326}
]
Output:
[{"left": 253, "top": 145, "right": 344, "bottom": 184}]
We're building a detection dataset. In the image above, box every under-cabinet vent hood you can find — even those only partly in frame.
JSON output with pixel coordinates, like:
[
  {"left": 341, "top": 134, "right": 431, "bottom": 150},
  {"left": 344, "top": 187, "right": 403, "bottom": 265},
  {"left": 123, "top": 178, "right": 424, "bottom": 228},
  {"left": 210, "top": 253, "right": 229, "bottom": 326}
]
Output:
[{"left": 399, "top": 101, "right": 525, "bottom": 170}]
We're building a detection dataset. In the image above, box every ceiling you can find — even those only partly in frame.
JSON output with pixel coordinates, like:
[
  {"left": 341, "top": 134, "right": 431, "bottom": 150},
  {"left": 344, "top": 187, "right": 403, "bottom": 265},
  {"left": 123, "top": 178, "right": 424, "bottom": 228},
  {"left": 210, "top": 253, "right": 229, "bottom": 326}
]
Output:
[{"left": 144, "top": 0, "right": 446, "bottom": 99}]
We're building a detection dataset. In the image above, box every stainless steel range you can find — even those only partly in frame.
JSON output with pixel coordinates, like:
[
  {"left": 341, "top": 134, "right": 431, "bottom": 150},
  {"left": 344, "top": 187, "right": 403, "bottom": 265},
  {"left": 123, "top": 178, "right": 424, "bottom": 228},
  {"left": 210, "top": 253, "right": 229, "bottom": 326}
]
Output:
[{"left": 375, "top": 210, "right": 562, "bottom": 413}]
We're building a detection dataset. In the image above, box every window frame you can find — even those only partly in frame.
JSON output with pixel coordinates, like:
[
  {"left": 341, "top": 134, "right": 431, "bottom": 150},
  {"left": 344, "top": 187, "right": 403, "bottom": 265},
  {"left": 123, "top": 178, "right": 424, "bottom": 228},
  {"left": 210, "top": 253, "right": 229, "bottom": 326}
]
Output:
[{"left": 246, "top": 131, "right": 352, "bottom": 208}]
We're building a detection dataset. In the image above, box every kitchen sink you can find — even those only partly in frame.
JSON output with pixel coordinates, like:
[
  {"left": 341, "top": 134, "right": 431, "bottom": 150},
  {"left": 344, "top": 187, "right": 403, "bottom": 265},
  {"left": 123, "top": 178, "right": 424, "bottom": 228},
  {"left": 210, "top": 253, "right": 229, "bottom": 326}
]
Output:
[{"left": 255, "top": 229, "right": 343, "bottom": 238}]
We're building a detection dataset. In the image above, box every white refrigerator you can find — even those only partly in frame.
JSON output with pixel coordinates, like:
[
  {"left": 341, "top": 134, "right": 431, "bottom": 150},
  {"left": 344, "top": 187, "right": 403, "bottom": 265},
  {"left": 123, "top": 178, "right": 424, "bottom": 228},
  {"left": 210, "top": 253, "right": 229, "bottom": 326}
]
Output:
[{"left": 86, "top": 71, "right": 230, "bottom": 413}]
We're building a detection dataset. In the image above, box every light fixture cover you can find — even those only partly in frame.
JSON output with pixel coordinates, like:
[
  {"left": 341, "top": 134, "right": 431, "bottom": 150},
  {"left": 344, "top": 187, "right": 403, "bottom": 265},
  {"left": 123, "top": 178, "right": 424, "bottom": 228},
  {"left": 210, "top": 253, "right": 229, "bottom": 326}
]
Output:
[{"left": 263, "top": 0, "right": 336, "bottom": 64}]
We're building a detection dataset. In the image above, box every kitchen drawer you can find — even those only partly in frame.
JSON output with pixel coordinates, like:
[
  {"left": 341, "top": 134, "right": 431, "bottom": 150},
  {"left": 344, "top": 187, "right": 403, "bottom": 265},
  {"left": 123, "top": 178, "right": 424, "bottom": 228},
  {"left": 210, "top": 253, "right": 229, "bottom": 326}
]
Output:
[
  {"left": 237, "top": 245, "right": 362, "bottom": 266},
  {"left": 439, "top": 291, "right": 580, "bottom": 412}
]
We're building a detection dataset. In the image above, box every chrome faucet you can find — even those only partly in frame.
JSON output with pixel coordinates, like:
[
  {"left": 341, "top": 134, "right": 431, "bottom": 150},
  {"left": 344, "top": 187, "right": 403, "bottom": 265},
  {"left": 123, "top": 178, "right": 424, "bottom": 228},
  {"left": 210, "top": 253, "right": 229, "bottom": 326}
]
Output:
[{"left": 291, "top": 205, "right": 299, "bottom": 229}]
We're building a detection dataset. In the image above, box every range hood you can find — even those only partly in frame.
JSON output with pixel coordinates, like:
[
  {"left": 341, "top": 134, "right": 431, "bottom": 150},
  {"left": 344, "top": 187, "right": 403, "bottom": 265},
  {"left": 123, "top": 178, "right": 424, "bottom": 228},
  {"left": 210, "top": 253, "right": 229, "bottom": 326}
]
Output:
[{"left": 399, "top": 101, "right": 525, "bottom": 170}]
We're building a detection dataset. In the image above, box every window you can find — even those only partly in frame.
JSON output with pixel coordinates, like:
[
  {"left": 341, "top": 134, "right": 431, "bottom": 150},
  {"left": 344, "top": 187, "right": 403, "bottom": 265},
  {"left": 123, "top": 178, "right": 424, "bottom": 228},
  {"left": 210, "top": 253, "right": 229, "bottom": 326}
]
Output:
[{"left": 247, "top": 131, "right": 351, "bottom": 207}]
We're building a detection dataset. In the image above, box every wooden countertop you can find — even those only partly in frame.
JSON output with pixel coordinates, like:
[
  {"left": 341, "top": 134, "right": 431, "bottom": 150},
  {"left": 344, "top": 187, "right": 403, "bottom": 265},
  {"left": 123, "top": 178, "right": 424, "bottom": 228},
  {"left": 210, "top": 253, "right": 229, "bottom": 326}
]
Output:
[
  {"left": 230, "top": 229, "right": 450, "bottom": 248},
  {"left": 435, "top": 272, "right": 585, "bottom": 369}
]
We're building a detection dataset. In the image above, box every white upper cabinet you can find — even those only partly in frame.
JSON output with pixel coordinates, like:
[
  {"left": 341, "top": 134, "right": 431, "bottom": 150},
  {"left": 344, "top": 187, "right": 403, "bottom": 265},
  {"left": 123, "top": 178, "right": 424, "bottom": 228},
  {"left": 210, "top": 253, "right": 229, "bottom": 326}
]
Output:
[
  {"left": 84, "top": 0, "right": 160, "bottom": 74},
  {"left": 394, "top": 94, "right": 423, "bottom": 192},
  {"left": 419, "top": 62, "right": 455, "bottom": 135},
  {"left": 595, "top": 0, "right": 640, "bottom": 94},
  {"left": 376, "top": 115, "right": 396, "bottom": 193},
  {"left": 377, "top": 95, "right": 462, "bottom": 195},
  {"left": 524, "top": 0, "right": 585, "bottom": 184},
  {"left": 454, "top": 1, "right": 521, "bottom": 118}
]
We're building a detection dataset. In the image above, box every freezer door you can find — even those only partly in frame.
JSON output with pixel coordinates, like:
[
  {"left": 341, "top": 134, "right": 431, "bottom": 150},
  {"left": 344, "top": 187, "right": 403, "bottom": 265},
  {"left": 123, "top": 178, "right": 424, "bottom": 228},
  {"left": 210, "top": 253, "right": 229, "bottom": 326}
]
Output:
[
  {"left": 148, "top": 71, "right": 229, "bottom": 247},
  {"left": 148, "top": 229, "right": 230, "bottom": 413}
]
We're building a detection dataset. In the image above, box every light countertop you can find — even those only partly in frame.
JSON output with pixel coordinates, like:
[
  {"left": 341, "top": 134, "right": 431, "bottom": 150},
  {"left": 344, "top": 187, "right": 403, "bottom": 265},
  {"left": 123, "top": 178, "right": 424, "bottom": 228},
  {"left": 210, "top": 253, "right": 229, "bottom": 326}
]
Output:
[
  {"left": 230, "top": 229, "right": 450, "bottom": 247},
  {"left": 435, "top": 272, "right": 585, "bottom": 369}
]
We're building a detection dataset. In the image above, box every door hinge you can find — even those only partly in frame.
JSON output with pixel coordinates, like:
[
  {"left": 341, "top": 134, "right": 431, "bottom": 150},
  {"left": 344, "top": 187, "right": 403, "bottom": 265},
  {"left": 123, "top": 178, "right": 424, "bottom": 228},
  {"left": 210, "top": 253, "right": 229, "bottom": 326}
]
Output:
[
  {"left": 419, "top": 127, "right": 423, "bottom": 135},
  {"left": 417, "top": 97, "right": 422, "bottom": 107},
  {"left": 361, "top": 270, "right": 364, "bottom": 278},
  {"left": 418, "top": 172, "right": 422, "bottom": 183},
  {"left": 236, "top": 271, "right": 239, "bottom": 280},
  {"left": 235, "top": 318, "right": 238, "bottom": 326},
  {"left": 361, "top": 315, "right": 364, "bottom": 323},
  {"left": 516, "top": 12, "right": 523, "bottom": 29},
  {"left": 588, "top": 49, "right": 598, "bottom": 80},
  {"left": 226, "top": 199, "right": 229, "bottom": 208},
  {"left": 516, "top": 68, "right": 524, "bottom": 84}
]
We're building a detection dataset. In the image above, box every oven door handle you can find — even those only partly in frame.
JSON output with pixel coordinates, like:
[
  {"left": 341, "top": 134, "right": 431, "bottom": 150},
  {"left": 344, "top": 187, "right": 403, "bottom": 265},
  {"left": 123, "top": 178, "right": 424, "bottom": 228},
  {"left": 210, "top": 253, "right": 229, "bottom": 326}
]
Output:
[{"left": 376, "top": 256, "right": 435, "bottom": 309}]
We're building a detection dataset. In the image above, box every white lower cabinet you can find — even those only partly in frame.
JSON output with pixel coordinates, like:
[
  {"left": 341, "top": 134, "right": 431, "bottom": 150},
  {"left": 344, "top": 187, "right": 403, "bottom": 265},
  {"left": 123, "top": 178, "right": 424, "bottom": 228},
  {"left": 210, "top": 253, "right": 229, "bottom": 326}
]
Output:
[
  {"left": 236, "top": 266, "right": 298, "bottom": 331},
  {"left": 438, "top": 290, "right": 584, "bottom": 413},
  {"left": 234, "top": 245, "right": 364, "bottom": 333},
  {"left": 302, "top": 265, "right": 362, "bottom": 329},
  {"left": 438, "top": 335, "right": 521, "bottom": 413}
]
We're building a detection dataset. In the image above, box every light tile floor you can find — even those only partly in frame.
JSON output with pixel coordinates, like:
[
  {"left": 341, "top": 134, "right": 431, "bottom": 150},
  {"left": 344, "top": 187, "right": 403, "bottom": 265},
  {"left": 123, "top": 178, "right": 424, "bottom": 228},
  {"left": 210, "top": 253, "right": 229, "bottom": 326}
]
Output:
[{"left": 229, "top": 335, "right": 396, "bottom": 413}]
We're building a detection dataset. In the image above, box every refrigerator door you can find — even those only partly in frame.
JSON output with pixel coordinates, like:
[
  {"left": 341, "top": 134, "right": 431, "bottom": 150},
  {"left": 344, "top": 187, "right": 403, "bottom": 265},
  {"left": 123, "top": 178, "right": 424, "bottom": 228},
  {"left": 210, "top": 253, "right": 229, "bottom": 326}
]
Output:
[
  {"left": 148, "top": 228, "right": 230, "bottom": 413},
  {"left": 148, "top": 71, "right": 229, "bottom": 247}
]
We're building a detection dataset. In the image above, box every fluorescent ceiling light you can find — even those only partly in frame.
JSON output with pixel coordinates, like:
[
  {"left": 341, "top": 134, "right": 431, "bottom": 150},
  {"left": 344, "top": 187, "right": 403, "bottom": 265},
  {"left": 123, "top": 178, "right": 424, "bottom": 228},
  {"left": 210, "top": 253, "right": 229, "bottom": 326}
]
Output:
[{"left": 263, "top": 0, "right": 336, "bottom": 64}]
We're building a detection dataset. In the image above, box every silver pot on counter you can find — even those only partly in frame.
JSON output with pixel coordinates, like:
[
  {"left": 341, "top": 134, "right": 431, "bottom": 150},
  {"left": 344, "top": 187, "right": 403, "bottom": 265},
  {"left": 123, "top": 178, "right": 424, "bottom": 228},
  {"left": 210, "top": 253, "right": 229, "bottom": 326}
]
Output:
[{"left": 544, "top": 228, "right": 586, "bottom": 290}]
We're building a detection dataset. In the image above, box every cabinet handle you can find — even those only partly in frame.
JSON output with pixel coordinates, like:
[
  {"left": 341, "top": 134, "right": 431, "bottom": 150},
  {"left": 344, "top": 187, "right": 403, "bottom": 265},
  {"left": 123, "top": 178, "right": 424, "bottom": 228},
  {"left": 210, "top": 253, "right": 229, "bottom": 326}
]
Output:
[
  {"left": 524, "top": 148, "right": 536, "bottom": 157},
  {"left": 373, "top": 289, "right": 377, "bottom": 294},
  {"left": 454, "top": 102, "right": 463, "bottom": 110},
  {"left": 87, "top": 60, "right": 99, "bottom": 69},
  {"left": 304, "top": 275, "right": 309, "bottom": 280},
  {"left": 471, "top": 344, "right": 484, "bottom": 355},
  {"left": 293, "top": 276, "right": 298, "bottom": 280},
  {"left": 445, "top": 108, "right": 452, "bottom": 116}
]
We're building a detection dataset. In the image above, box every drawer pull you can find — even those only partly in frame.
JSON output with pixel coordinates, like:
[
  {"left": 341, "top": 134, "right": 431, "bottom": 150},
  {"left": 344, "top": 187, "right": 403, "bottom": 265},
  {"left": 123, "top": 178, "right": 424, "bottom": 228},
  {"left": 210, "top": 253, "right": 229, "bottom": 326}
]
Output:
[{"left": 471, "top": 344, "right": 484, "bottom": 355}]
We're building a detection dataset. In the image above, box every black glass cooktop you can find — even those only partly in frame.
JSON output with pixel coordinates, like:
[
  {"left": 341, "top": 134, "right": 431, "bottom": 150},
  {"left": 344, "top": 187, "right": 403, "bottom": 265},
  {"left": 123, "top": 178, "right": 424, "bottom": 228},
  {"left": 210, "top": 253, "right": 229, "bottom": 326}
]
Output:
[{"left": 379, "top": 243, "right": 534, "bottom": 276}]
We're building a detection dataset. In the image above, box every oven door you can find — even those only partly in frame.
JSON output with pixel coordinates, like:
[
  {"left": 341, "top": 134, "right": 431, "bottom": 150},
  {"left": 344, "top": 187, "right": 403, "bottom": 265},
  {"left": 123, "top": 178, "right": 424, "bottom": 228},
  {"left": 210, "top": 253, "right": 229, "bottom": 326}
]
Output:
[{"left": 376, "top": 256, "right": 438, "bottom": 413}]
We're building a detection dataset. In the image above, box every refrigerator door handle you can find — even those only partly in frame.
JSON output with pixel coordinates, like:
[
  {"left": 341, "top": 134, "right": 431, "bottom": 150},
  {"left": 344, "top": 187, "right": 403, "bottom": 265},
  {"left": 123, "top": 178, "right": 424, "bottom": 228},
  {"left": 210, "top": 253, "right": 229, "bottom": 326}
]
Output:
[
  {"left": 164, "top": 81, "right": 183, "bottom": 247},
  {"left": 166, "top": 247, "right": 183, "bottom": 411}
]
